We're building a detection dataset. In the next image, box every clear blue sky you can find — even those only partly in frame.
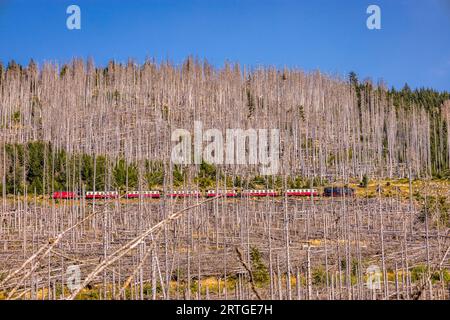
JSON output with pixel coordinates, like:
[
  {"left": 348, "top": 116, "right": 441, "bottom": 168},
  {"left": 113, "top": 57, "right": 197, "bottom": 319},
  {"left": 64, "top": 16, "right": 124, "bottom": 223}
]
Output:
[{"left": 0, "top": 0, "right": 449, "bottom": 91}]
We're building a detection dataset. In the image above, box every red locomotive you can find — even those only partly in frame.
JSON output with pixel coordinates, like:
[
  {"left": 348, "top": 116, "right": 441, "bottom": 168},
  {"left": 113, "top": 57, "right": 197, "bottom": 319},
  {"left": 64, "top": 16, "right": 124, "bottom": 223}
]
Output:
[{"left": 52, "top": 191, "right": 78, "bottom": 199}]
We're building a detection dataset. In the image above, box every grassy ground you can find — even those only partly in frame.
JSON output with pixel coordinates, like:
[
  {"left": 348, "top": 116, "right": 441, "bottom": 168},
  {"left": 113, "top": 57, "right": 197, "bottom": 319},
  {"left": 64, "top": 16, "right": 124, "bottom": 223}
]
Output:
[{"left": 348, "top": 178, "right": 449, "bottom": 200}]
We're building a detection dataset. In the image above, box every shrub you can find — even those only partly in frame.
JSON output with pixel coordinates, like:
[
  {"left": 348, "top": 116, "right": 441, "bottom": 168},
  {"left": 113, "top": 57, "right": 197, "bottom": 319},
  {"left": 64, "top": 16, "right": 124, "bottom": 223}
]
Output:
[
  {"left": 250, "top": 247, "right": 269, "bottom": 286},
  {"left": 312, "top": 267, "right": 327, "bottom": 286},
  {"left": 419, "top": 196, "right": 450, "bottom": 227},
  {"left": 359, "top": 175, "right": 369, "bottom": 188}
]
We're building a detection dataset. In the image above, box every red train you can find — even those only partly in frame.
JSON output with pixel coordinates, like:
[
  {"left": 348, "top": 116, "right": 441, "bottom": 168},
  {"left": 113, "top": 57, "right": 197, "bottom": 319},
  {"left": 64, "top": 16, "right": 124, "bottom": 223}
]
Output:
[{"left": 51, "top": 187, "right": 354, "bottom": 201}]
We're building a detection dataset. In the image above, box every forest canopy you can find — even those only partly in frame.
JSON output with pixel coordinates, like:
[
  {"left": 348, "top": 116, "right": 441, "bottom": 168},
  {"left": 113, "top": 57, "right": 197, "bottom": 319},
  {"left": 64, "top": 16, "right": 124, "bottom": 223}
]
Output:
[{"left": 0, "top": 59, "right": 449, "bottom": 196}]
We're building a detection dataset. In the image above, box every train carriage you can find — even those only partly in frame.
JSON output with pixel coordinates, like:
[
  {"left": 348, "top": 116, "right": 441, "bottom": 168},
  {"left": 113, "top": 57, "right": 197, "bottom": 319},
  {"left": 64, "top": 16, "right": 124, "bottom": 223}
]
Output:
[
  {"left": 285, "top": 189, "right": 319, "bottom": 197},
  {"left": 206, "top": 190, "right": 238, "bottom": 198},
  {"left": 125, "top": 191, "right": 161, "bottom": 199},
  {"left": 85, "top": 191, "right": 119, "bottom": 200},
  {"left": 167, "top": 190, "right": 201, "bottom": 198},
  {"left": 242, "top": 189, "right": 279, "bottom": 197}
]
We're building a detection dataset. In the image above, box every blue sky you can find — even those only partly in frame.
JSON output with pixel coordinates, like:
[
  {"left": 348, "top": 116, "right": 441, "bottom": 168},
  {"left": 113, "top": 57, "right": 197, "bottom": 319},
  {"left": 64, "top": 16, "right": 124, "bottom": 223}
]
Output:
[{"left": 0, "top": 0, "right": 449, "bottom": 91}]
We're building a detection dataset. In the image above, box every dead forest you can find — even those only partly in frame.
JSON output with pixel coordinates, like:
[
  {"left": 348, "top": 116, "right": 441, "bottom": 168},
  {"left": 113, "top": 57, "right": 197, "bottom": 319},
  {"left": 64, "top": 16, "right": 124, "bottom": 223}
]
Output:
[{"left": 0, "top": 58, "right": 449, "bottom": 300}]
